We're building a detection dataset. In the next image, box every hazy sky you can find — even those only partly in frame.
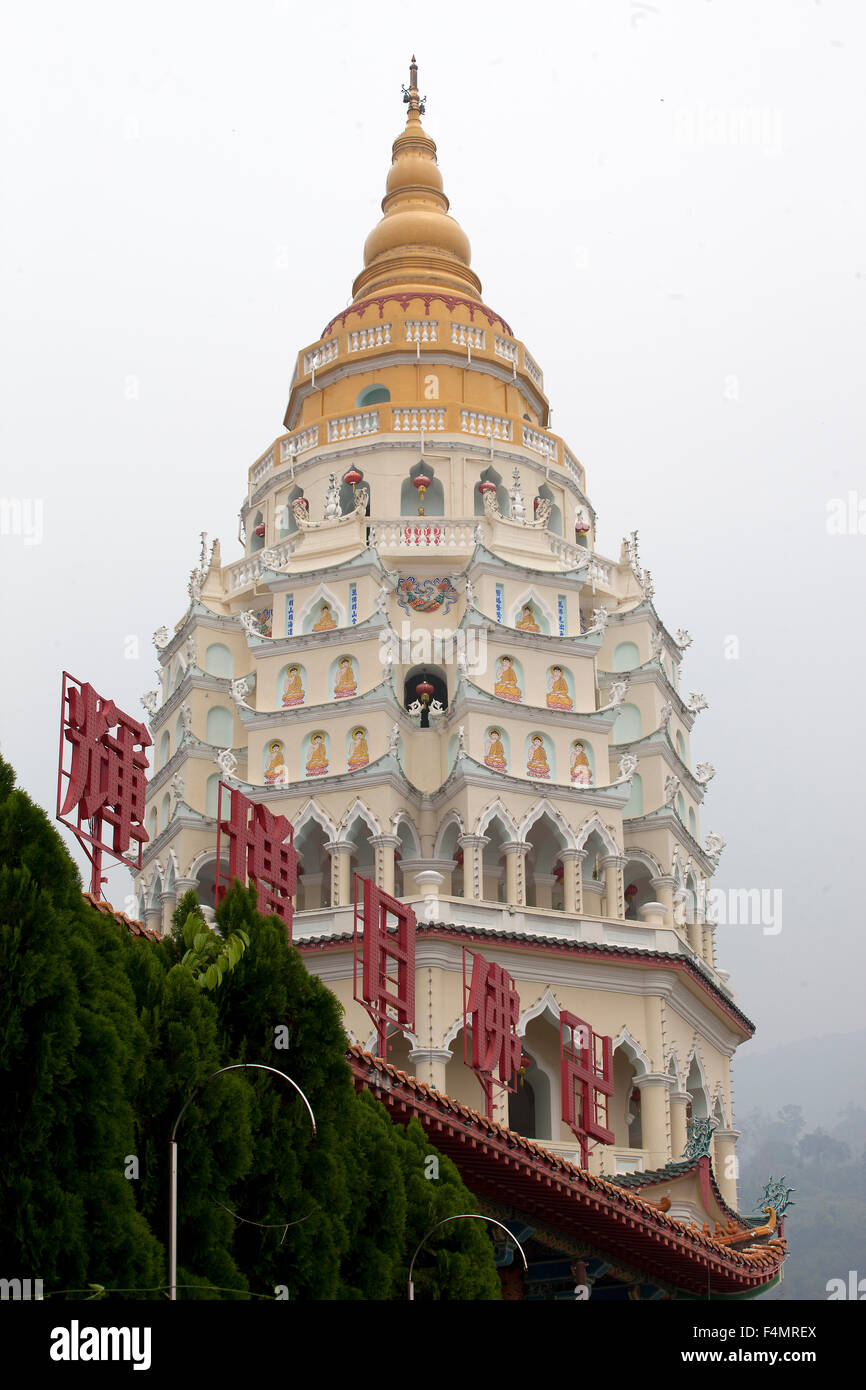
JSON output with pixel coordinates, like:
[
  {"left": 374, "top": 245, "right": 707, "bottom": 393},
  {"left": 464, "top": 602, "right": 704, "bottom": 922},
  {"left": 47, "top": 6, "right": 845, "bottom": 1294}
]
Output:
[{"left": 1, "top": 1, "right": 863, "bottom": 1056}]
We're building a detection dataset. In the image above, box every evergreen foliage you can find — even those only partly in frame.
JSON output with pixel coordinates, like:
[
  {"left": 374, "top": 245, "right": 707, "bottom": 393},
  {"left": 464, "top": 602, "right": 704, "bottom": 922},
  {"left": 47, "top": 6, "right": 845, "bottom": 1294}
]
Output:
[{"left": 0, "top": 758, "right": 501, "bottom": 1300}]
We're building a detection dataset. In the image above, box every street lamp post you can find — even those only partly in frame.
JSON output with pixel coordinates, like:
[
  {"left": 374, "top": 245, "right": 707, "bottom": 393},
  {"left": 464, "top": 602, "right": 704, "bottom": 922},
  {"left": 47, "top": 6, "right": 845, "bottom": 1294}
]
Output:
[
  {"left": 169, "top": 1063, "right": 317, "bottom": 1301},
  {"left": 407, "top": 1215, "right": 528, "bottom": 1300}
]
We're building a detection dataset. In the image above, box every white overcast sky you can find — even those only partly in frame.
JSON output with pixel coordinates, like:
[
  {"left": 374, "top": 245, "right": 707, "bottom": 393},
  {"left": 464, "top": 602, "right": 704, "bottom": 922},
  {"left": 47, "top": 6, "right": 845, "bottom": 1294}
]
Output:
[{"left": 1, "top": 1, "right": 864, "bottom": 1059}]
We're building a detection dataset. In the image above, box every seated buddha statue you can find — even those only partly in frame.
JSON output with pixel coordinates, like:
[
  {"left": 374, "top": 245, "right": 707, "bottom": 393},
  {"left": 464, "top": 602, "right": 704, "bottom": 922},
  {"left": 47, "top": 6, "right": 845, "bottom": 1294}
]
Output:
[
  {"left": 334, "top": 656, "right": 358, "bottom": 699},
  {"left": 527, "top": 735, "right": 550, "bottom": 779},
  {"left": 516, "top": 603, "right": 540, "bottom": 632},
  {"left": 494, "top": 656, "right": 521, "bottom": 702},
  {"left": 570, "top": 739, "right": 593, "bottom": 785},
  {"left": 484, "top": 729, "right": 507, "bottom": 771},
  {"left": 282, "top": 665, "right": 305, "bottom": 707},
  {"left": 546, "top": 665, "right": 573, "bottom": 710},
  {"left": 264, "top": 740, "right": 287, "bottom": 785},
  {"left": 312, "top": 602, "right": 337, "bottom": 631},
  {"left": 305, "top": 733, "right": 329, "bottom": 776},
  {"left": 347, "top": 727, "right": 369, "bottom": 769}
]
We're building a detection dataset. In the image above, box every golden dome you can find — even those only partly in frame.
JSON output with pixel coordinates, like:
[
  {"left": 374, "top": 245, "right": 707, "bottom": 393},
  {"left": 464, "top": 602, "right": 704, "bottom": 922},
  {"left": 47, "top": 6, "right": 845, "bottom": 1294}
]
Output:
[{"left": 351, "top": 59, "right": 482, "bottom": 302}]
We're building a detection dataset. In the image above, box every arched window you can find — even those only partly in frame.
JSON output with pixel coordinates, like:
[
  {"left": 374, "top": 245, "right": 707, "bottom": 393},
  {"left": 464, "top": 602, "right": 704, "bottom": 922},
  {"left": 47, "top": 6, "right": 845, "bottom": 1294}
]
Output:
[
  {"left": 355, "top": 383, "right": 390, "bottom": 407},
  {"left": 535, "top": 482, "right": 563, "bottom": 536},
  {"left": 401, "top": 459, "right": 444, "bottom": 517},
  {"left": 676, "top": 730, "right": 687, "bottom": 761},
  {"left": 204, "top": 643, "right": 233, "bottom": 678},
  {"left": 676, "top": 792, "right": 686, "bottom": 823},
  {"left": 474, "top": 465, "right": 508, "bottom": 517},
  {"left": 612, "top": 641, "right": 640, "bottom": 672},
  {"left": 175, "top": 713, "right": 186, "bottom": 746},
  {"left": 624, "top": 772, "right": 643, "bottom": 818},
  {"left": 612, "top": 702, "right": 642, "bottom": 743},
  {"left": 161, "top": 793, "right": 171, "bottom": 828},
  {"left": 689, "top": 807, "right": 697, "bottom": 839},
  {"left": 282, "top": 486, "right": 305, "bottom": 535},
  {"left": 159, "top": 730, "right": 170, "bottom": 769},
  {"left": 206, "top": 774, "right": 220, "bottom": 817},
  {"left": 149, "top": 807, "right": 158, "bottom": 840},
  {"left": 250, "top": 511, "right": 265, "bottom": 553},
  {"left": 339, "top": 469, "right": 371, "bottom": 516},
  {"left": 206, "top": 706, "right": 234, "bottom": 747}
]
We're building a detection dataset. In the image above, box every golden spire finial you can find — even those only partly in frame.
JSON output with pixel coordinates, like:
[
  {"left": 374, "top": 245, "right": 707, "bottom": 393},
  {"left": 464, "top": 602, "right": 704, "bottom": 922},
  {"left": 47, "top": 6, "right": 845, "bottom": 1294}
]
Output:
[
  {"left": 401, "top": 54, "right": 426, "bottom": 119},
  {"left": 351, "top": 58, "right": 481, "bottom": 301}
]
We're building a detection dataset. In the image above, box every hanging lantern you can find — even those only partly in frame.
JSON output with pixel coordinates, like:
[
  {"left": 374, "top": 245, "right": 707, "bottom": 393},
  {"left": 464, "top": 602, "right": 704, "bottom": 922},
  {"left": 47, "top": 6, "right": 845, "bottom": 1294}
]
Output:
[
  {"left": 554, "top": 862, "right": 564, "bottom": 881},
  {"left": 413, "top": 471, "right": 431, "bottom": 515},
  {"left": 415, "top": 675, "right": 434, "bottom": 705},
  {"left": 625, "top": 883, "right": 639, "bottom": 898},
  {"left": 576, "top": 510, "right": 590, "bottom": 536},
  {"left": 254, "top": 523, "right": 266, "bottom": 538},
  {"left": 343, "top": 467, "right": 362, "bottom": 494},
  {"left": 455, "top": 849, "right": 464, "bottom": 867},
  {"left": 478, "top": 479, "right": 496, "bottom": 500}
]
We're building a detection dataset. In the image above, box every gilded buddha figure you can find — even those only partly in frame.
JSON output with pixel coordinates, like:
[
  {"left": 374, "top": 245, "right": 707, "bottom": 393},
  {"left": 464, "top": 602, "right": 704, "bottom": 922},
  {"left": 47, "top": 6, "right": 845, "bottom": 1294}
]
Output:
[
  {"left": 312, "top": 601, "right": 337, "bottom": 632},
  {"left": 334, "top": 656, "right": 358, "bottom": 699},
  {"left": 570, "top": 739, "right": 593, "bottom": 785},
  {"left": 547, "top": 665, "right": 572, "bottom": 710},
  {"left": 264, "top": 739, "right": 287, "bottom": 784},
  {"left": 516, "top": 602, "right": 540, "bottom": 632},
  {"left": 484, "top": 728, "right": 507, "bottom": 771},
  {"left": 527, "top": 734, "right": 551, "bottom": 779},
  {"left": 282, "top": 664, "right": 305, "bottom": 706},
  {"left": 306, "top": 732, "right": 329, "bottom": 776},
  {"left": 348, "top": 726, "right": 369, "bottom": 769},
  {"left": 494, "top": 655, "right": 521, "bottom": 702}
]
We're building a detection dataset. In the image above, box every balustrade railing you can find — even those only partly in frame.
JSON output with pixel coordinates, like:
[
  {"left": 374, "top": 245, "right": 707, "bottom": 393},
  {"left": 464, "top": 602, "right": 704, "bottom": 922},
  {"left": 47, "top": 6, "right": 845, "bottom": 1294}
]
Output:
[
  {"left": 303, "top": 338, "right": 338, "bottom": 373},
  {"left": 523, "top": 348, "right": 542, "bottom": 386},
  {"left": 392, "top": 407, "right": 446, "bottom": 432},
  {"left": 452, "top": 322, "right": 485, "bottom": 348},
  {"left": 494, "top": 335, "right": 518, "bottom": 364},
  {"left": 327, "top": 409, "right": 380, "bottom": 442},
  {"left": 347, "top": 323, "right": 391, "bottom": 351},
  {"left": 368, "top": 518, "right": 480, "bottom": 549},
  {"left": 405, "top": 319, "right": 438, "bottom": 343},
  {"left": 522, "top": 424, "right": 559, "bottom": 461},
  {"left": 460, "top": 410, "right": 513, "bottom": 441}
]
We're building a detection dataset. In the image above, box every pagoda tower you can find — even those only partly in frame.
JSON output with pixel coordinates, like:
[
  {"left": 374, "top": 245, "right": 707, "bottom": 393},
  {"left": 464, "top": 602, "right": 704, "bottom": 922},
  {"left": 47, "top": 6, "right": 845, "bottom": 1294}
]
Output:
[{"left": 138, "top": 60, "right": 748, "bottom": 1209}]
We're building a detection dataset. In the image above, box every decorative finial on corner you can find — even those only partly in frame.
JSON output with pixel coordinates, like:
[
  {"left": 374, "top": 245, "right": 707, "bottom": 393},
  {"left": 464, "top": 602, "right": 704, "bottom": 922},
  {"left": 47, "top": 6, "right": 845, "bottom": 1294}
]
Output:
[{"left": 402, "top": 55, "right": 426, "bottom": 116}]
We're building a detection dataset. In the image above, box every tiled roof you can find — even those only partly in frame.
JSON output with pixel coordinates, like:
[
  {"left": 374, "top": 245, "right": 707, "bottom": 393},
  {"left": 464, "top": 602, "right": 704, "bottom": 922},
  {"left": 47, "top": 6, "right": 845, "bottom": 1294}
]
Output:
[
  {"left": 300, "top": 921, "right": 755, "bottom": 1035},
  {"left": 347, "top": 1045, "right": 786, "bottom": 1294},
  {"left": 82, "top": 893, "right": 161, "bottom": 942}
]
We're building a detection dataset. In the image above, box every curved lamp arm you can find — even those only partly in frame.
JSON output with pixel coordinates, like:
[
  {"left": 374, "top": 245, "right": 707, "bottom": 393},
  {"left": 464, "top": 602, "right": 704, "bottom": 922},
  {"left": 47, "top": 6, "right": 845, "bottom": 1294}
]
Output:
[
  {"left": 170, "top": 1063, "right": 316, "bottom": 1301},
  {"left": 407, "top": 1214, "right": 528, "bottom": 1300}
]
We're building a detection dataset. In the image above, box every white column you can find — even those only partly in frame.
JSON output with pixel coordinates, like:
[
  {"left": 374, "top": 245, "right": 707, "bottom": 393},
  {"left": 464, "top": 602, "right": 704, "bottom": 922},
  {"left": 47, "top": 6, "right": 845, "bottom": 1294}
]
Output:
[
  {"left": 369, "top": 835, "right": 400, "bottom": 894},
  {"left": 325, "top": 840, "right": 353, "bottom": 907},
  {"left": 713, "top": 1127, "right": 742, "bottom": 1210},
  {"left": 635, "top": 1073, "right": 671, "bottom": 1169},
  {"left": 409, "top": 1048, "right": 452, "bottom": 1093},
  {"left": 458, "top": 834, "right": 488, "bottom": 901},
  {"left": 601, "top": 855, "right": 626, "bottom": 920},
  {"left": 559, "top": 848, "right": 586, "bottom": 915},
  {"left": 502, "top": 841, "right": 530, "bottom": 907},
  {"left": 650, "top": 874, "right": 676, "bottom": 923},
  {"left": 669, "top": 1090, "right": 692, "bottom": 1159}
]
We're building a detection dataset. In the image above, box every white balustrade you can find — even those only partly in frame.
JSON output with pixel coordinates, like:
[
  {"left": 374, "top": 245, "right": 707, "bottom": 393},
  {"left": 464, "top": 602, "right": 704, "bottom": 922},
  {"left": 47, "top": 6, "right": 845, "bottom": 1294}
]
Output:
[
  {"left": 460, "top": 410, "right": 513, "bottom": 441},
  {"left": 494, "top": 335, "right": 518, "bottom": 364},
  {"left": 327, "top": 409, "right": 380, "bottom": 442},
  {"left": 303, "top": 339, "right": 338, "bottom": 373},
  {"left": 563, "top": 447, "right": 584, "bottom": 488},
  {"left": 452, "top": 323, "right": 485, "bottom": 349},
  {"left": 280, "top": 426, "right": 319, "bottom": 462},
  {"left": 368, "top": 519, "right": 479, "bottom": 550},
  {"left": 347, "top": 324, "right": 392, "bottom": 351},
  {"left": 405, "top": 319, "right": 438, "bottom": 343},
  {"left": 250, "top": 450, "right": 274, "bottom": 486},
  {"left": 522, "top": 424, "right": 559, "bottom": 461},
  {"left": 226, "top": 537, "right": 293, "bottom": 593},
  {"left": 392, "top": 407, "right": 446, "bottom": 432},
  {"left": 523, "top": 349, "right": 542, "bottom": 386}
]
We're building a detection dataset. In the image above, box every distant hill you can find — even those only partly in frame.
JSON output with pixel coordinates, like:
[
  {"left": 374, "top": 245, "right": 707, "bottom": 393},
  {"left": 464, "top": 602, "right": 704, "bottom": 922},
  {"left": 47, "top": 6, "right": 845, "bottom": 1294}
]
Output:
[{"left": 733, "top": 1030, "right": 866, "bottom": 1131}]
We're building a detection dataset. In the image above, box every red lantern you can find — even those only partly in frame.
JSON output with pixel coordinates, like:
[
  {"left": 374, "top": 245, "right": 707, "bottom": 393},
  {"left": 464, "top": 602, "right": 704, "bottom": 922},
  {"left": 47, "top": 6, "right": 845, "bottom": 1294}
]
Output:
[
  {"left": 343, "top": 467, "right": 362, "bottom": 492},
  {"left": 478, "top": 479, "right": 496, "bottom": 497},
  {"left": 554, "top": 862, "right": 564, "bottom": 881},
  {"left": 413, "top": 472, "right": 431, "bottom": 515},
  {"left": 455, "top": 849, "right": 464, "bottom": 866},
  {"left": 625, "top": 883, "right": 639, "bottom": 898},
  {"left": 415, "top": 677, "right": 434, "bottom": 705},
  {"left": 254, "top": 523, "right": 266, "bottom": 538}
]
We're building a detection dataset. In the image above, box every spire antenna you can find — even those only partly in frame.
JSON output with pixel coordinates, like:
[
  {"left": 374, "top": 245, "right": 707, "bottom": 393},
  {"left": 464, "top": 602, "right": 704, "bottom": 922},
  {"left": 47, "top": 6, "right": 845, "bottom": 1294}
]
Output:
[{"left": 402, "top": 54, "right": 426, "bottom": 117}]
